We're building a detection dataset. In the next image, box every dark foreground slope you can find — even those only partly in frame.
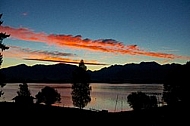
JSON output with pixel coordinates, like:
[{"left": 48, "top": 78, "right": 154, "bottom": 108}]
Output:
[{"left": 0, "top": 102, "right": 186, "bottom": 126}]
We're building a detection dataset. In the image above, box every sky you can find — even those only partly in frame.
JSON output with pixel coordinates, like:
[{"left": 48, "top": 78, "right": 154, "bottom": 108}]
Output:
[{"left": 0, "top": 0, "right": 190, "bottom": 71}]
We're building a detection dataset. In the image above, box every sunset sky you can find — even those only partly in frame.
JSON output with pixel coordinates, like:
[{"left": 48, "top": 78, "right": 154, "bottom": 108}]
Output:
[{"left": 0, "top": 0, "right": 190, "bottom": 71}]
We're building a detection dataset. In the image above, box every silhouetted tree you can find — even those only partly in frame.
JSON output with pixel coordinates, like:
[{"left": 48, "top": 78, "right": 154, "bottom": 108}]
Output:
[
  {"left": 0, "top": 13, "right": 10, "bottom": 97},
  {"left": 127, "top": 91, "right": 158, "bottom": 111},
  {"left": 35, "top": 86, "right": 61, "bottom": 106},
  {"left": 71, "top": 60, "right": 91, "bottom": 109},
  {"left": 13, "top": 83, "right": 34, "bottom": 105},
  {"left": 162, "top": 61, "right": 189, "bottom": 106},
  {"left": 0, "top": 13, "right": 10, "bottom": 61},
  {"left": 0, "top": 54, "right": 2, "bottom": 66}
]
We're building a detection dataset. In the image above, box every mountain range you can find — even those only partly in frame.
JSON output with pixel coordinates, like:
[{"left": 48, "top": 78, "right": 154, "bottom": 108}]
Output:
[{"left": 0, "top": 61, "right": 185, "bottom": 84}]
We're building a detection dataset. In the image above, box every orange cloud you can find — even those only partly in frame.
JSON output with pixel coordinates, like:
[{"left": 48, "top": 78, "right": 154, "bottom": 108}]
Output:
[
  {"left": 1, "top": 25, "right": 189, "bottom": 60},
  {"left": 24, "top": 58, "right": 109, "bottom": 65},
  {"left": 5, "top": 46, "right": 108, "bottom": 66}
]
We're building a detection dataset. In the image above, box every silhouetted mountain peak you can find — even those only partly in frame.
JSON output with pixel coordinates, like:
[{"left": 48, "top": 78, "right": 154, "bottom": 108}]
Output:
[
  {"left": 8, "top": 63, "right": 28, "bottom": 68},
  {"left": 139, "top": 61, "right": 159, "bottom": 66},
  {"left": 0, "top": 61, "right": 188, "bottom": 83}
]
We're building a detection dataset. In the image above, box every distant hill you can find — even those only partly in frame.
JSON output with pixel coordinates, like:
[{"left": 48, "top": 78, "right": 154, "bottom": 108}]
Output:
[
  {"left": 89, "top": 61, "right": 183, "bottom": 83},
  {"left": 0, "top": 61, "right": 184, "bottom": 83},
  {"left": 0, "top": 63, "right": 77, "bottom": 83}
]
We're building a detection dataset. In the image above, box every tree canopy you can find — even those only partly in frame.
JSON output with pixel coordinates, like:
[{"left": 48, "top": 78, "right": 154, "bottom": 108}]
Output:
[
  {"left": 35, "top": 86, "right": 61, "bottom": 106},
  {"left": 127, "top": 91, "right": 158, "bottom": 111}
]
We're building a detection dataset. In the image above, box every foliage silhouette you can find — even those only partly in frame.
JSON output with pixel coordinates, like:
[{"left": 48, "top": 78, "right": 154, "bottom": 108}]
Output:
[
  {"left": 35, "top": 86, "right": 61, "bottom": 106},
  {"left": 127, "top": 91, "right": 158, "bottom": 111},
  {"left": 162, "top": 61, "right": 189, "bottom": 106},
  {"left": 13, "top": 83, "right": 34, "bottom": 105},
  {"left": 0, "top": 13, "right": 10, "bottom": 97},
  {"left": 71, "top": 60, "right": 91, "bottom": 109},
  {"left": 0, "top": 13, "right": 10, "bottom": 61}
]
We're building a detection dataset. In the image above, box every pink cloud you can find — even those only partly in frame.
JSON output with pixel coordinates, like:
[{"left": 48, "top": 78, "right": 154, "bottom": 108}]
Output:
[{"left": 1, "top": 25, "right": 189, "bottom": 60}]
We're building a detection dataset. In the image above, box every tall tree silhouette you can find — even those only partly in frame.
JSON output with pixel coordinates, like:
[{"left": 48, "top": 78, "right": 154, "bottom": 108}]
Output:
[
  {"left": 71, "top": 60, "right": 91, "bottom": 109},
  {"left": 13, "top": 83, "right": 34, "bottom": 105},
  {"left": 0, "top": 13, "right": 10, "bottom": 58},
  {"left": 0, "top": 13, "right": 10, "bottom": 97}
]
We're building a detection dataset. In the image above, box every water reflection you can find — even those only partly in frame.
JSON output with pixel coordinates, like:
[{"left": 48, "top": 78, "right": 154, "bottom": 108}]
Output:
[{"left": 1, "top": 83, "right": 163, "bottom": 112}]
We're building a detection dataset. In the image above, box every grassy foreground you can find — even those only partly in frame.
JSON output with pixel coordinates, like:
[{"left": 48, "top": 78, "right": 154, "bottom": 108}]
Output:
[{"left": 0, "top": 102, "right": 186, "bottom": 126}]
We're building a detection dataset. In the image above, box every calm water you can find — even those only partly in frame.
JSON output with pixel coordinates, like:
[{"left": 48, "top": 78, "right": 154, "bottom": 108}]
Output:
[{"left": 0, "top": 83, "right": 163, "bottom": 112}]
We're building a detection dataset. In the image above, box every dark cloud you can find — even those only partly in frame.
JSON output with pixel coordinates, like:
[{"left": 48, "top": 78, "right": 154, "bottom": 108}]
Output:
[{"left": 10, "top": 46, "right": 77, "bottom": 57}]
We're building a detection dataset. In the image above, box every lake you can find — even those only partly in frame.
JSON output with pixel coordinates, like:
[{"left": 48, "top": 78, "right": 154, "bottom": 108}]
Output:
[{"left": 0, "top": 83, "right": 164, "bottom": 112}]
